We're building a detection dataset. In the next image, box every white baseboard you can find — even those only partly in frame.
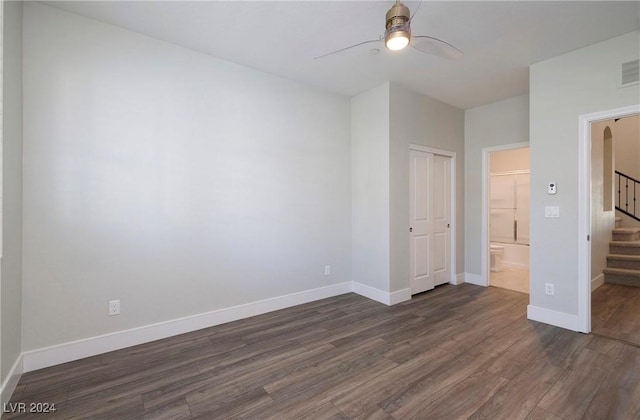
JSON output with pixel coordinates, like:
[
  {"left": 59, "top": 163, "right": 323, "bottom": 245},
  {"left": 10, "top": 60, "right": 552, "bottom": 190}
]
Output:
[
  {"left": 527, "top": 304, "right": 582, "bottom": 332},
  {"left": 463, "top": 273, "right": 487, "bottom": 287},
  {"left": 452, "top": 273, "right": 465, "bottom": 285},
  {"left": 592, "top": 273, "right": 605, "bottom": 291},
  {"left": 351, "top": 282, "right": 411, "bottom": 306},
  {"left": 389, "top": 288, "right": 412, "bottom": 305},
  {"left": 22, "top": 282, "right": 352, "bottom": 372},
  {"left": 1, "top": 353, "right": 23, "bottom": 408}
]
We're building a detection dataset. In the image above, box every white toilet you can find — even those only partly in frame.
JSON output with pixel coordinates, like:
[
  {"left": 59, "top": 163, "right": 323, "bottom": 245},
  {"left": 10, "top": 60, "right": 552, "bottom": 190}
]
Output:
[{"left": 490, "top": 244, "right": 504, "bottom": 272}]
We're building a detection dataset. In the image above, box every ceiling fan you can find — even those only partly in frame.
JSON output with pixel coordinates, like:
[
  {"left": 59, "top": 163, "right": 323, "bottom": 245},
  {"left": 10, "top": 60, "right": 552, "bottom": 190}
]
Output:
[{"left": 314, "top": 1, "right": 463, "bottom": 60}]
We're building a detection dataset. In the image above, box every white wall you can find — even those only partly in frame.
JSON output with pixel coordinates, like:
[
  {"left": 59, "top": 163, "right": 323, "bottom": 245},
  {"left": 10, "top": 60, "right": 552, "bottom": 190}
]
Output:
[
  {"left": 590, "top": 120, "right": 615, "bottom": 287},
  {"left": 529, "top": 31, "right": 639, "bottom": 319},
  {"left": 612, "top": 114, "right": 640, "bottom": 227},
  {"left": 464, "top": 95, "right": 529, "bottom": 277},
  {"left": 1, "top": 0, "right": 23, "bottom": 388},
  {"left": 613, "top": 114, "right": 640, "bottom": 182},
  {"left": 22, "top": 3, "right": 351, "bottom": 351},
  {"left": 389, "top": 83, "right": 464, "bottom": 292},
  {"left": 351, "top": 83, "right": 390, "bottom": 292}
]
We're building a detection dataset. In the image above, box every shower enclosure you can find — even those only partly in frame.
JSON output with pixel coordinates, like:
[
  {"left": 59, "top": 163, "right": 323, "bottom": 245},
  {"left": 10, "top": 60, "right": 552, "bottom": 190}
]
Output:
[{"left": 490, "top": 171, "right": 530, "bottom": 246}]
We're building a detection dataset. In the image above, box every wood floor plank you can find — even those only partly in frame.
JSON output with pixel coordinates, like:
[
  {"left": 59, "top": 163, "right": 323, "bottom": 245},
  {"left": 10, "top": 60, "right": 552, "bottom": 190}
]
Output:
[
  {"left": 263, "top": 338, "right": 396, "bottom": 402},
  {"left": 411, "top": 369, "right": 509, "bottom": 419},
  {"left": 535, "top": 328, "right": 594, "bottom": 370},
  {"left": 15, "top": 354, "right": 103, "bottom": 393},
  {"left": 187, "top": 387, "right": 273, "bottom": 418},
  {"left": 585, "top": 333, "right": 625, "bottom": 357},
  {"left": 481, "top": 322, "right": 560, "bottom": 380},
  {"left": 537, "top": 347, "right": 617, "bottom": 419},
  {"left": 247, "top": 355, "right": 397, "bottom": 419},
  {"left": 380, "top": 348, "right": 495, "bottom": 418},
  {"left": 471, "top": 316, "right": 539, "bottom": 356},
  {"left": 140, "top": 398, "right": 192, "bottom": 420},
  {"left": 469, "top": 358, "right": 564, "bottom": 420},
  {"left": 583, "top": 343, "right": 640, "bottom": 419},
  {"left": 64, "top": 394, "right": 144, "bottom": 420},
  {"left": 261, "top": 400, "right": 349, "bottom": 420},
  {"left": 66, "top": 364, "right": 202, "bottom": 405},
  {"left": 331, "top": 347, "right": 449, "bottom": 417},
  {"left": 328, "top": 313, "right": 425, "bottom": 348},
  {"left": 186, "top": 343, "right": 310, "bottom": 406},
  {"left": 9, "top": 285, "right": 640, "bottom": 420},
  {"left": 525, "top": 407, "right": 565, "bottom": 420},
  {"left": 618, "top": 343, "right": 640, "bottom": 371},
  {"left": 352, "top": 407, "right": 394, "bottom": 420},
  {"left": 592, "top": 283, "right": 640, "bottom": 347},
  {"left": 437, "top": 299, "right": 524, "bottom": 353}
]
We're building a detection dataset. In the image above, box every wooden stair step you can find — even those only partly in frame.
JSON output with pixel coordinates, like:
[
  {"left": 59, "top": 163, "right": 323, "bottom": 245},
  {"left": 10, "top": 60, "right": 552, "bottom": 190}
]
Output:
[
  {"left": 606, "top": 254, "right": 640, "bottom": 270},
  {"left": 603, "top": 267, "right": 640, "bottom": 287},
  {"left": 612, "top": 227, "right": 640, "bottom": 241},
  {"left": 609, "top": 240, "right": 640, "bottom": 255}
]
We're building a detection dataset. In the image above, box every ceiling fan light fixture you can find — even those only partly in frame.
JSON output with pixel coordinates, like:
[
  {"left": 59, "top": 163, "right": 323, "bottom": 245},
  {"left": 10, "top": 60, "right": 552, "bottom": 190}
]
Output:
[
  {"left": 385, "top": 30, "right": 410, "bottom": 50},
  {"left": 314, "top": 0, "right": 462, "bottom": 61},
  {"left": 384, "top": 1, "right": 411, "bottom": 51}
]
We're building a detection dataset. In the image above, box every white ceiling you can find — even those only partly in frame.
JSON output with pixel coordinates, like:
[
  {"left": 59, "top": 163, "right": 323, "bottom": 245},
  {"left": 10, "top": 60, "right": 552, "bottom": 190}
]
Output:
[{"left": 46, "top": 1, "right": 640, "bottom": 109}]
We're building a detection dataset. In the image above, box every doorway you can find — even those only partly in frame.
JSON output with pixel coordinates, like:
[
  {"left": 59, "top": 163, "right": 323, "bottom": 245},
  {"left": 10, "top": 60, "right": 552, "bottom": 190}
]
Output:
[
  {"left": 486, "top": 146, "right": 530, "bottom": 294},
  {"left": 590, "top": 114, "right": 640, "bottom": 345},
  {"left": 409, "top": 148, "right": 453, "bottom": 295},
  {"left": 577, "top": 104, "right": 640, "bottom": 333}
]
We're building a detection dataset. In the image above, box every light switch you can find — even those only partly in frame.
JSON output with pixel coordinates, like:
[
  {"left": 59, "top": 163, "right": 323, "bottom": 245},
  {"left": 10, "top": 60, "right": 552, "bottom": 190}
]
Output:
[{"left": 545, "top": 206, "right": 560, "bottom": 218}]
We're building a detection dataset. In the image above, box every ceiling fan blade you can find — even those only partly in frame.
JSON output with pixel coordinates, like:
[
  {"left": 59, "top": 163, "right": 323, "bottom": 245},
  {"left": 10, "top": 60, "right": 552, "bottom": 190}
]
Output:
[
  {"left": 411, "top": 35, "right": 463, "bottom": 60},
  {"left": 408, "top": 1, "right": 423, "bottom": 24},
  {"left": 314, "top": 38, "right": 382, "bottom": 60}
]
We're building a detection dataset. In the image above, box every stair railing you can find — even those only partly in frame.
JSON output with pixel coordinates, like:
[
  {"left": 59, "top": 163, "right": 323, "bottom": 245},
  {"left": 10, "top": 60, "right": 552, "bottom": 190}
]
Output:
[{"left": 616, "top": 170, "right": 640, "bottom": 222}]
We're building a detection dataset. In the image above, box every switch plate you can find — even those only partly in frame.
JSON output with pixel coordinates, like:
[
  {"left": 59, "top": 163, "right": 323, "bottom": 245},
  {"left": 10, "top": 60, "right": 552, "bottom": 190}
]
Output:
[
  {"left": 545, "top": 206, "right": 560, "bottom": 218},
  {"left": 109, "top": 300, "right": 120, "bottom": 316},
  {"left": 324, "top": 265, "right": 331, "bottom": 276}
]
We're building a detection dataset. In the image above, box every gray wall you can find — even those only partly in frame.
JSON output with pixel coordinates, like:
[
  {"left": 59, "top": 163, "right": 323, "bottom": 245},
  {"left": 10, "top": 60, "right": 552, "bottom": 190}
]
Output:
[
  {"left": 22, "top": 3, "right": 351, "bottom": 350},
  {"left": 464, "top": 95, "right": 529, "bottom": 277},
  {"left": 351, "top": 83, "right": 390, "bottom": 291},
  {"left": 1, "top": 0, "right": 23, "bottom": 385},
  {"left": 529, "top": 30, "right": 639, "bottom": 316},
  {"left": 389, "top": 83, "right": 464, "bottom": 292}
]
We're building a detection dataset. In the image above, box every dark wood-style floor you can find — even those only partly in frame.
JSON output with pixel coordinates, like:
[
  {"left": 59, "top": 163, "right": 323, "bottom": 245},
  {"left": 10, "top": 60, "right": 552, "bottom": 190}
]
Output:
[
  {"left": 592, "top": 282, "right": 640, "bottom": 347},
  {"left": 8, "top": 284, "right": 640, "bottom": 419}
]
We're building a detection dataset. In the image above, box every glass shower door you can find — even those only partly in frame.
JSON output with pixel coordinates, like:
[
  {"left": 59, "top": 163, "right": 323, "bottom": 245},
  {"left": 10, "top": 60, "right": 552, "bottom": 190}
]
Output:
[{"left": 489, "top": 172, "right": 530, "bottom": 245}]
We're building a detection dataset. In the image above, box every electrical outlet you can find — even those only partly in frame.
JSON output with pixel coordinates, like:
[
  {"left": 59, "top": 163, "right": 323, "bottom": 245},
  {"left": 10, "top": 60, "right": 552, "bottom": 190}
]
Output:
[
  {"left": 544, "top": 283, "right": 554, "bottom": 296},
  {"left": 324, "top": 265, "right": 331, "bottom": 276},
  {"left": 109, "top": 300, "right": 120, "bottom": 316}
]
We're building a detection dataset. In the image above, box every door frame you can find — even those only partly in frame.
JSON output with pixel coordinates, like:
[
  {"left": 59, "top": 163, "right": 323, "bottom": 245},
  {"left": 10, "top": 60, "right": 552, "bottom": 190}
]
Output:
[
  {"left": 577, "top": 104, "right": 640, "bottom": 333},
  {"left": 409, "top": 144, "right": 457, "bottom": 285},
  {"left": 481, "top": 142, "right": 529, "bottom": 287}
]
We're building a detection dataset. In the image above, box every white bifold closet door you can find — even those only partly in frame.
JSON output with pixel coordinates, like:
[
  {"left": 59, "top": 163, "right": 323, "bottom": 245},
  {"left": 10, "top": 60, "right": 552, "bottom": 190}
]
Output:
[{"left": 409, "top": 150, "right": 452, "bottom": 295}]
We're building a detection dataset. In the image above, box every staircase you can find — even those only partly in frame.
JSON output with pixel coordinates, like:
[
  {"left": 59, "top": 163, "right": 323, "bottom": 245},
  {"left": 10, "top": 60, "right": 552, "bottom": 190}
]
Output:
[
  {"left": 616, "top": 171, "right": 640, "bottom": 222},
  {"left": 604, "top": 217, "right": 640, "bottom": 287}
]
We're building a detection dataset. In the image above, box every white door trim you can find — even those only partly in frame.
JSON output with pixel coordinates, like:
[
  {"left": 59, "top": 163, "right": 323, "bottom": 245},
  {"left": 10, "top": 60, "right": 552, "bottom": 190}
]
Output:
[
  {"left": 409, "top": 144, "right": 456, "bottom": 285},
  {"left": 577, "top": 104, "right": 640, "bottom": 334},
  {"left": 481, "top": 142, "right": 529, "bottom": 287}
]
